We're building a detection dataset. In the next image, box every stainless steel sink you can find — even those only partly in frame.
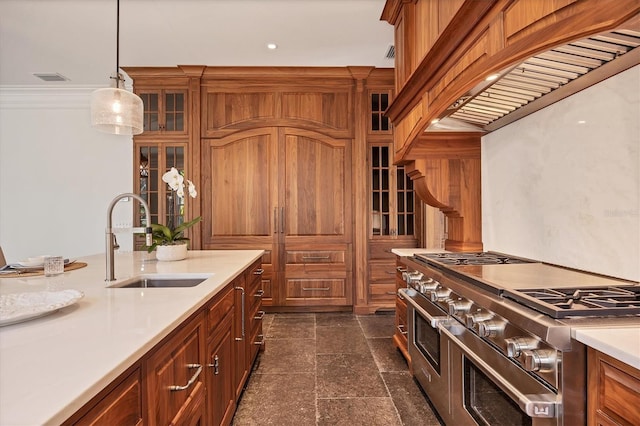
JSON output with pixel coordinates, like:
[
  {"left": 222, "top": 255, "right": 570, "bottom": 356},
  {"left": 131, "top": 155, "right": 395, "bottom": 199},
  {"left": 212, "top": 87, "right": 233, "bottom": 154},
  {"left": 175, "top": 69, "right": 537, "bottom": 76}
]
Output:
[{"left": 108, "top": 275, "right": 211, "bottom": 288}]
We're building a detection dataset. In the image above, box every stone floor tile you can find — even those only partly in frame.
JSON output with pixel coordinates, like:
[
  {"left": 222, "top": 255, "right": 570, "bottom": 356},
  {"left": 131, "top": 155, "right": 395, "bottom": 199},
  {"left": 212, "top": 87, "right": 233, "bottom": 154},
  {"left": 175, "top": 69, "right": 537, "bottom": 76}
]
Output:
[
  {"left": 255, "top": 338, "right": 316, "bottom": 373},
  {"left": 382, "top": 371, "right": 443, "bottom": 426},
  {"left": 317, "top": 397, "right": 402, "bottom": 426},
  {"left": 357, "top": 314, "right": 396, "bottom": 338},
  {"left": 316, "top": 325, "right": 370, "bottom": 355},
  {"left": 316, "top": 312, "right": 359, "bottom": 327},
  {"left": 232, "top": 373, "right": 316, "bottom": 426},
  {"left": 266, "top": 315, "right": 316, "bottom": 339},
  {"left": 367, "top": 337, "right": 410, "bottom": 372},
  {"left": 317, "top": 352, "right": 388, "bottom": 398}
]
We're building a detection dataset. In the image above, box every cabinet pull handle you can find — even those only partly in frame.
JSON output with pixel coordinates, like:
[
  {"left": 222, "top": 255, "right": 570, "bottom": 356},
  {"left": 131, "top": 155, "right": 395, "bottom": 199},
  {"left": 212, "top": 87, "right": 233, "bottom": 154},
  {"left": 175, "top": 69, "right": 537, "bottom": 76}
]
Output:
[
  {"left": 386, "top": 270, "right": 396, "bottom": 275},
  {"left": 254, "top": 334, "right": 265, "bottom": 345},
  {"left": 397, "top": 325, "right": 408, "bottom": 336},
  {"left": 280, "top": 207, "right": 284, "bottom": 234},
  {"left": 274, "top": 208, "right": 278, "bottom": 234},
  {"left": 169, "top": 364, "right": 202, "bottom": 391},
  {"left": 302, "top": 255, "right": 330, "bottom": 260},
  {"left": 302, "top": 287, "right": 330, "bottom": 291},
  {"left": 207, "top": 355, "right": 219, "bottom": 375},
  {"left": 397, "top": 292, "right": 405, "bottom": 300},
  {"left": 254, "top": 268, "right": 264, "bottom": 275},
  {"left": 396, "top": 267, "right": 408, "bottom": 273},
  {"left": 386, "top": 291, "right": 396, "bottom": 295},
  {"left": 254, "top": 289, "right": 264, "bottom": 298},
  {"left": 254, "top": 310, "right": 265, "bottom": 320},
  {"left": 235, "top": 286, "right": 245, "bottom": 341}
]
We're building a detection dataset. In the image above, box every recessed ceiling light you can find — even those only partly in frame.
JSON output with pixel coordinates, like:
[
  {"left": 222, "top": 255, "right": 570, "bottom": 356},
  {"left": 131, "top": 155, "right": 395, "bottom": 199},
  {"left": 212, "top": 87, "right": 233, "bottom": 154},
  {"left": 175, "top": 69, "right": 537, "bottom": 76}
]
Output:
[
  {"left": 485, "top": 74, "right": 500, "bottom": 82},
  {"left": 267, "top": 43, "right": 278, "bottom": 50}
]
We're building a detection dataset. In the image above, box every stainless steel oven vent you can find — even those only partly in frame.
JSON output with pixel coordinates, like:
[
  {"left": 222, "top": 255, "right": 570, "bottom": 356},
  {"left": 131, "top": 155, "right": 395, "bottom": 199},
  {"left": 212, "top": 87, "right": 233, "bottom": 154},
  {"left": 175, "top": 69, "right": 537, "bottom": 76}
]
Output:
[{"left": 444, "top": 29, "right": 640, "bottom": 131}]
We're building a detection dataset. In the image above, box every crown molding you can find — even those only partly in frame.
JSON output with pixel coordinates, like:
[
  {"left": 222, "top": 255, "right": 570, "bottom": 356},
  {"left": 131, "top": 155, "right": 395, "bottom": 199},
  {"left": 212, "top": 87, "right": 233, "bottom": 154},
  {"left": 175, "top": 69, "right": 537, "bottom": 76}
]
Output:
[{"left": 0, "top": 84, "right": 133, "bottom": 109}]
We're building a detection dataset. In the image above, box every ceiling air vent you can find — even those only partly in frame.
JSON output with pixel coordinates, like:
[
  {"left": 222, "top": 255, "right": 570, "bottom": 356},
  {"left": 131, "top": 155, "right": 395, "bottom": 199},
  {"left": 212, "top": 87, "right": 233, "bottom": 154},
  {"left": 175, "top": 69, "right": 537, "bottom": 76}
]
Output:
[
  {"left": 385, "top": 45, "right": 395, "bottom": 59},
  {"left": 32, "top": 72, "right": 69, "bottom": 82}
]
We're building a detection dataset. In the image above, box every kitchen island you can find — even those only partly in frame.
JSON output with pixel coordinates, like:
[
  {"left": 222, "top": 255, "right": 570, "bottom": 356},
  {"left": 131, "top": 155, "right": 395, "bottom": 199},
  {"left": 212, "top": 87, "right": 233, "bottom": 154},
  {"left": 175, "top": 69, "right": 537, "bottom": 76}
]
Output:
[{"left": 0, "top": 250, "right": 263, "bottom": 425}]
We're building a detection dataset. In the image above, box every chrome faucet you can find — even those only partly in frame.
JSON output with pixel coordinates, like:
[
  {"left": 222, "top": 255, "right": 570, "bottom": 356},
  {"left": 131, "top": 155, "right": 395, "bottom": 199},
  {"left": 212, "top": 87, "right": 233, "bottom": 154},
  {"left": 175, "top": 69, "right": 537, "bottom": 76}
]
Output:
[{"left": 106, "top": 193, "right": 152, "bottom": 282}]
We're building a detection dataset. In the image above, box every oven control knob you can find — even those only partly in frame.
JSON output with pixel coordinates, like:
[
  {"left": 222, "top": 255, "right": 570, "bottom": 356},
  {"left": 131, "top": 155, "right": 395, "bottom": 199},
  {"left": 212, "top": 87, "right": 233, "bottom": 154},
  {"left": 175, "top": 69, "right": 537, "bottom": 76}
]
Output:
[
  {"left": 403, "top": 271, "right": 423, "bottom": 284},
  {"left": 430, "top": 288, "right": 452, "bottom": 302},
  {"left": 522, "top": 349, "right": 557, "bottom": 372},
  {"left": 505, "top": 337, "right": 539, "bottom": 358},
  {"left": 417, "top": 279, "right": 439, "bottom": 293},
  {"left": 464, "top": 312, "right": 494, "bottom": 328},
  {"left": 477, "top": 320, "right": 505, "bottom": 338},
  {"left": 448, "top": 299, "right": 472, "bottom": 315}
]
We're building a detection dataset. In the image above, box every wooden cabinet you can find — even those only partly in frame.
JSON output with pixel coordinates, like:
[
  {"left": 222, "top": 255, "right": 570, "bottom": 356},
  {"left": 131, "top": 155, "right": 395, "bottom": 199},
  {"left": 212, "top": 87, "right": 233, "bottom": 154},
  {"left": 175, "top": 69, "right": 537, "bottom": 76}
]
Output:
[
  {"left": 393, "top": 256, "right": 410, "bottom": 363},
  {"left": 65, "top": 259, "right": 263, "bottom": 426},
  {"left": 137, "top": 88, "right": 188, "bottom": 135},
  {"left": 205, "top": 285, "right": 236, "bottom": 426},
  {"left": 200, "top": 72, "right": 355, "bottom": 310},
  {"left": 588, "top": 348, "right": 640, "bottom": 426},
  {"left": 63, "top": 368, "right": 143, "bottom": 426},
  {"left": 364, "top": 86, "right": 418, "bottom": 314},
  {"left": 145, "top": 312, "right": 205, "bottom": 426}
]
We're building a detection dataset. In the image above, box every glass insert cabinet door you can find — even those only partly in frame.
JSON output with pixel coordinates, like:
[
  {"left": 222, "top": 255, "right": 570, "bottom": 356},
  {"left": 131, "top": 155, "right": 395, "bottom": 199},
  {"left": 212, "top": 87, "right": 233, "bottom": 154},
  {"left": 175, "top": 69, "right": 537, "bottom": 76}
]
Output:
[
  {"left": 138, "top": 90, "right": 187, "bottom": 133},
  {"left": 136, "top": 145, "right": 188, "bottom": 244},
  {"left": 370, "top": 144, "right": 415, "bottom": 237}
]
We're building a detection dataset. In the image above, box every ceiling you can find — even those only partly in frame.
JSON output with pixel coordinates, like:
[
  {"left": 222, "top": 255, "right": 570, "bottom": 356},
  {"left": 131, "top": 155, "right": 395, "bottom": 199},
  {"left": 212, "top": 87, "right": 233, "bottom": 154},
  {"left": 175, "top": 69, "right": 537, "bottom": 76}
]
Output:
[{"left": 0, "top": 0, "right": 394, "bottom": 87}]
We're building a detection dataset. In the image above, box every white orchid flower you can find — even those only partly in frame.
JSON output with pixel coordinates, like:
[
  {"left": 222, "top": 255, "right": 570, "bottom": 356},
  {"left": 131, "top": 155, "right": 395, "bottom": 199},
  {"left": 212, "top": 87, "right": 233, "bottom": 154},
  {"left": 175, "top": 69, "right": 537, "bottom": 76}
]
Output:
[
  {"left": 162, "top": 167, "right": 184, "bottom": 192},
  {"left": 187, "top": 180, "right": 197, "bottom": 198}
]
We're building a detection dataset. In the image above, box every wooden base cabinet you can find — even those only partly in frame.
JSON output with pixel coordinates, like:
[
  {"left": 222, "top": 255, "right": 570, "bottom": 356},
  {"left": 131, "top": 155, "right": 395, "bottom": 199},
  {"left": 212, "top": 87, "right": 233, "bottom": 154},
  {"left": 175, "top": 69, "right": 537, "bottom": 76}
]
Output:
[
  {"left": 393, "top": 257, "right": 410, "bottom": 364},
  {"left": 65, "top": 261, "right": 263, "bottom": 426},
  {"left": 145, "top": 313, "right": 206, "bottom": 426},
  {"left": 588, "top": 347, "right": 640, "bottom": 426}
]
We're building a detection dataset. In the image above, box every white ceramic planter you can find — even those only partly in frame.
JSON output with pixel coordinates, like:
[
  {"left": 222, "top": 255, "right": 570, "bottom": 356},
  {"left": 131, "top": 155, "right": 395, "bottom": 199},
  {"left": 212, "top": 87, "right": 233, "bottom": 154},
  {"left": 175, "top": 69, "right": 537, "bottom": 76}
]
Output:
[{"left": 155, "top": 243, "right": 188, "bottom": 261}]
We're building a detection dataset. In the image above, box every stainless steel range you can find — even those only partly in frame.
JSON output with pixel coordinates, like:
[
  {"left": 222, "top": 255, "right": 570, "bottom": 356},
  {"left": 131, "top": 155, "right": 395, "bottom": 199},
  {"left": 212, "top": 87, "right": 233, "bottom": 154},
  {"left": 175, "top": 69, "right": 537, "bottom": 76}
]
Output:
[{"left": 398, "top": 251, "right": 640, "bottom": 426}]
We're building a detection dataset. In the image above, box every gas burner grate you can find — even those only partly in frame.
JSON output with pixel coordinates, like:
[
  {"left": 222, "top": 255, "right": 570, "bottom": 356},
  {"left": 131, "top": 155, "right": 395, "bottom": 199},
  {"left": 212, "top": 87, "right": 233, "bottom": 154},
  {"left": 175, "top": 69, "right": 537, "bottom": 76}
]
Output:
[
  {"left": 505, "top": 286, "right": 640, "bottom": 318},
  {"left": 416, "top": 252, "right": 535, "bottom": 266}
]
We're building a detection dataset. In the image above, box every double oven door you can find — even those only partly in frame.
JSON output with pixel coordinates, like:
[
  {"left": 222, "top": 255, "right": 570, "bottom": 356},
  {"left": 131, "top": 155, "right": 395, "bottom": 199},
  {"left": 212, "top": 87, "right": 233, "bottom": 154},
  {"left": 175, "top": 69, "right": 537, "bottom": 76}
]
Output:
[{"left": 402, "top": 288, "right": 562, "bottom": 426}]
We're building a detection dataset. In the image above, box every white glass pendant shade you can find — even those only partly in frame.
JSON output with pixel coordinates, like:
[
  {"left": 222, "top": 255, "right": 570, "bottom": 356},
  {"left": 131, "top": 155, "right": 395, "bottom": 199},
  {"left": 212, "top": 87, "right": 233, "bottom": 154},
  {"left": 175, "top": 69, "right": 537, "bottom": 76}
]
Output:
[{"left": 91, "top": 86, "right": 143, "bottom": 135}]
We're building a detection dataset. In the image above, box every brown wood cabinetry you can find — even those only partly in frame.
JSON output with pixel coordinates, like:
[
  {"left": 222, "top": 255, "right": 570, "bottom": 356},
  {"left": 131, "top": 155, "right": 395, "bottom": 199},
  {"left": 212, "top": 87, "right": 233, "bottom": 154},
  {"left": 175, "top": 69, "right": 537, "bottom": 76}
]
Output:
[
  {"left": 588, "top": 348, "right": 640, "bottom": 426},
  {"left": 63, "top": 368, "right": 143, "bottom": 426},
  {"left": 393, "top": 256, "right": 410, "bottom": 363},
  {"left": 206, "top": 285, "right": 236, "bottom": 426},
  {"left": 65, "top": 260, "right": 262, "bottom": 426},
  {"left": 145, "top": 312, "right": 206, "bottom": 426}
]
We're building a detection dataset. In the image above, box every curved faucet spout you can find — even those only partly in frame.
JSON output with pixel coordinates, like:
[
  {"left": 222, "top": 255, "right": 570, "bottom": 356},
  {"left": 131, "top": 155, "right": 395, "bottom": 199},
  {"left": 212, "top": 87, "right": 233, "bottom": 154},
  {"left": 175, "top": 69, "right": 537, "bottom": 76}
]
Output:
[{"left": 106, "top": 193, "right": 152, "bottom": 282}]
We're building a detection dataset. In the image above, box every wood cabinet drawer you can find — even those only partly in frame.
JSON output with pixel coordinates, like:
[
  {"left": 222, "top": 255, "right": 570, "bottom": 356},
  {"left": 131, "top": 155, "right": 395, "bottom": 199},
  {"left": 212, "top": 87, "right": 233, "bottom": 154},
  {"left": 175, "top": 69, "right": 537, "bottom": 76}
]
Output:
[
  {"left": 369, "top": 261, "right": 397, "bottom": 283},
  {"left": 68, "top": 368, "right": 143, "bottom": 426},
  {"left": 145, "top": 313, "right": 205, "bottom": 426},
  {"left": 369, "top": 283, "right": 397, "bottom": 303},
  {"left": 588, "top": 348, "right": 640, "bottom": 426},
  {"left": 285, "top": 279, "right": 346, "bottom": 301},
  {"left": 286, "top": 250, "right": 345, "bottom": 264},
  {"left": 206, "top": 287, "right": 234, "bottom": 337},
  {"left": 369, "top": 239, "right": 418, "bottom": 260}
]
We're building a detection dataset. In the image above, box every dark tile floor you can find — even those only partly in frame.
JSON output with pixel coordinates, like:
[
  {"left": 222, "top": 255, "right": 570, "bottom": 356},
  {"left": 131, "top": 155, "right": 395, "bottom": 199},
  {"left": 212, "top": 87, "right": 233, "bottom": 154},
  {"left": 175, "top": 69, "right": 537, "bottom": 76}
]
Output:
[{"left": 231, "top": 312, "right": 442, "bottom": 426}]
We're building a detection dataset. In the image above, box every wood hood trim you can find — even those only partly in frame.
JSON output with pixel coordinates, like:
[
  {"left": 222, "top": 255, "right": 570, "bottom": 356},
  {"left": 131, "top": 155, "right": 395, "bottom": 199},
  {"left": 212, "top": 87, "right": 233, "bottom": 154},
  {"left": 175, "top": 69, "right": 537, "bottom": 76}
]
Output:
[{"left": 405, "top": 133, "right": 482, "bottom": 252}]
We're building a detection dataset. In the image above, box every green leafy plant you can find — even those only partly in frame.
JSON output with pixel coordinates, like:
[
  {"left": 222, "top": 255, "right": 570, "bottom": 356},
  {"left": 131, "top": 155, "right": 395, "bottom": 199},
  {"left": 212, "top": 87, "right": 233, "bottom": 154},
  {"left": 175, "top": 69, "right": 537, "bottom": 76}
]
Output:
[{"left": 142, "top": 167, "right": 201, "bottom": 253}]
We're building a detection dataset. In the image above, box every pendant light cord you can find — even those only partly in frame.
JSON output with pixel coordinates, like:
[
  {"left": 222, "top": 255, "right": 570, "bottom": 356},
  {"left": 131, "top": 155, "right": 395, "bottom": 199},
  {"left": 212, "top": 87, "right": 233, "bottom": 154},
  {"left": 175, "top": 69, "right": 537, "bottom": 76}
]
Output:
[{"left": 115, "top": 0, "right": 121, "bottom": 87}]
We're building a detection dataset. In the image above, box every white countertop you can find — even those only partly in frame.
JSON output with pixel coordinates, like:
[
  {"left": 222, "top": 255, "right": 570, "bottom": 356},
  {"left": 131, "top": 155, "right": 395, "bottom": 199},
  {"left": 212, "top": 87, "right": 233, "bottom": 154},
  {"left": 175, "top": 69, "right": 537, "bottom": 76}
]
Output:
[
  {"left": 0, "top": 250, "right": 263, "bottom": 426},
  {"left": 573, "top": 326, "right": 640, "bottom": 370},
  {"left": 391, "top": 248, "right": 447, "bottom": 256}
]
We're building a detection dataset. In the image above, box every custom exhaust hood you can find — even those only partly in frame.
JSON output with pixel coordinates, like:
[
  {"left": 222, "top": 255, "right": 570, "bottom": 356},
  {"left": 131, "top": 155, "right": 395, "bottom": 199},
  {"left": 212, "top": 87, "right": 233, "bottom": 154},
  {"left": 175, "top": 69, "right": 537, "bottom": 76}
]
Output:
[{"left": 427, "top": 28, "right": 640, "bottom": 133}]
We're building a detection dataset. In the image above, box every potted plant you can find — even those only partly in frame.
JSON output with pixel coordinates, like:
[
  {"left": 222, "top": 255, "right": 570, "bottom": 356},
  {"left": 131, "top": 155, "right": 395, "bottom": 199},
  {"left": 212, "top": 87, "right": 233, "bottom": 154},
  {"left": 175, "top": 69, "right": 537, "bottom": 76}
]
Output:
[{"left": 144, "top": 167, "right": 201, "bottom": 261}]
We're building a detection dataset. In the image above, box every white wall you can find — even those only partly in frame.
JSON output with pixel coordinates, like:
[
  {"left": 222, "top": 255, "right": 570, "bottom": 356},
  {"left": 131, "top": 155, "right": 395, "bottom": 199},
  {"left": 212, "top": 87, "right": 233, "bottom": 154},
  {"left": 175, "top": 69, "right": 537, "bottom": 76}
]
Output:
[
  {"left": 482, "top": 66, "right": 640, "bottom": 281},
  {"left": 0, "top": 87, "right": 134, "bottom": 262}
]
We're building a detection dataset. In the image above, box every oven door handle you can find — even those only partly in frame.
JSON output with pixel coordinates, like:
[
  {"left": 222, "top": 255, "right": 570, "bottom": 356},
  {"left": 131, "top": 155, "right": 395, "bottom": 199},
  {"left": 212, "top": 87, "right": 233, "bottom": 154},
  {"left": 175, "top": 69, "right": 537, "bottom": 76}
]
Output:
[
  {"left": 440, "top": 325, "right": 560, "bottom": 419},
  {"left": 399, "top": 288, "right": 449, "bottom": 328}
]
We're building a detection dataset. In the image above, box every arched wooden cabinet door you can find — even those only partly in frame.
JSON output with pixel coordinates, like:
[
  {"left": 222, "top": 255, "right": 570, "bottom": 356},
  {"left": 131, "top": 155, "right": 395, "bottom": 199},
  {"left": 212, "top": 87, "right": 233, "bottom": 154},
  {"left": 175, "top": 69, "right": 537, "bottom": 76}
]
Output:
[{"left": 202, "top": 126, "right": 352, "bottom": 308}]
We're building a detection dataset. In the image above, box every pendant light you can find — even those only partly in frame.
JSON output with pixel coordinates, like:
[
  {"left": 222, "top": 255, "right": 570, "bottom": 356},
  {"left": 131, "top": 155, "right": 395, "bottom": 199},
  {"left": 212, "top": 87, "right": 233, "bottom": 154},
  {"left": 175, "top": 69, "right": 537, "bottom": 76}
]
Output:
[{"left": 90, "top": 0, "right": 143, "bottom": 135}]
